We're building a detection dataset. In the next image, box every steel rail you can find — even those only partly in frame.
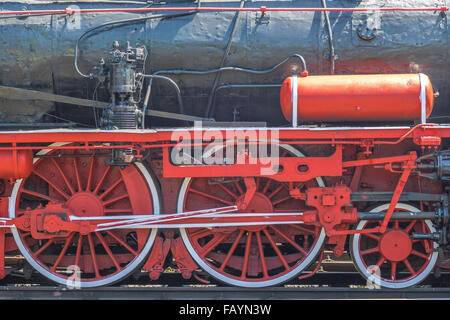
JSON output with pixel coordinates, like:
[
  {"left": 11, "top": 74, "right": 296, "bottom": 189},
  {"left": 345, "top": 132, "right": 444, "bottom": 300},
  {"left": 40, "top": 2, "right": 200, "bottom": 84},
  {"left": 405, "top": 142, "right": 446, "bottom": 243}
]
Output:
[{"left": 0, "top": 285, "right": 449, "bottom": 300}]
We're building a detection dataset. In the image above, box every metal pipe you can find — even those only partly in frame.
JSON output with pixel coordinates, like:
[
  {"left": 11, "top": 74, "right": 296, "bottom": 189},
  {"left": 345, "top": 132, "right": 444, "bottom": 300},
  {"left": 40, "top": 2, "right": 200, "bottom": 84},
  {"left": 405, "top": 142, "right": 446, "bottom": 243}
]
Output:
[
  {"left": 411, "top": 232, "right": 440, "bottom": 240},
  {"left": 321, "top": 0, "right": 335, "bottom": 75},
  {"left": 1, "top": 6, "right": 448, "bottom": 16},
  {"left": 142, "top": 54, "right": 307, "bottom": 121},
  {"left": 204, "top": 0, "right": 246, "bottom": 118},
  {"left": 74, "top": 11, "right": 199, "bottom": 78},
  {"left": 358, "top": 211, "right": 436, "bottom": 220},
  {"left": 140, "top": 74, "right": 185, "bottom": 115}
]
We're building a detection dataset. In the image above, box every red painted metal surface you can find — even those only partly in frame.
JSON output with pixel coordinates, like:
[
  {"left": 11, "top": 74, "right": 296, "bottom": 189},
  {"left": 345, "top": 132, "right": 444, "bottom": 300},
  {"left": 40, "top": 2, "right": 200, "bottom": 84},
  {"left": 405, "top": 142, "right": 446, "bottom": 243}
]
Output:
[
  {"left": 162, "top": 144, "right": 343, "bottom": 182},
  {"left": 280, "top": 74, "right": 434, "bottom": 122},
  {"left": 0, "top": 150, "right": 33, "bottom": 179},
  {"left": 0, "top": 125, "right": 445, "bottom": 146},
  {"left": 306, "top": 187, "right": 357, "bottom": 236},
  {"left": 170, "top": 236, "right": 199, "bottom": 280},
  {"left": 143, "top": 235, "right": 170, "bottom": 280}
]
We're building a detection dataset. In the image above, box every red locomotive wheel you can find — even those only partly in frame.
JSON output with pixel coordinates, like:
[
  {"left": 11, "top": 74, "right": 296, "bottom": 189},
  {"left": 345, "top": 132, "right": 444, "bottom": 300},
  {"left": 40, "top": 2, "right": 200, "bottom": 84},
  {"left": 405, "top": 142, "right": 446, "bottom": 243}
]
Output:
[
  {"left": 351, "top": 203, "right": 438, "bottom": 289},
  {"left": 178, "top": 145, "right": 326, "bottom": 287},
  {"left": 9, "top": 145, "right": 161, "bottom": 287}
]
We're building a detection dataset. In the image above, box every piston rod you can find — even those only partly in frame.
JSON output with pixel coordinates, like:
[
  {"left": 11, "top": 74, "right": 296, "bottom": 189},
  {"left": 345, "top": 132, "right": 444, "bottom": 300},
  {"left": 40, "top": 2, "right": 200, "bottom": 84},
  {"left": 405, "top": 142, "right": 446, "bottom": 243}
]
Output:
[{"left": 358, "top": 211, "right": 436, "bottom": 220}]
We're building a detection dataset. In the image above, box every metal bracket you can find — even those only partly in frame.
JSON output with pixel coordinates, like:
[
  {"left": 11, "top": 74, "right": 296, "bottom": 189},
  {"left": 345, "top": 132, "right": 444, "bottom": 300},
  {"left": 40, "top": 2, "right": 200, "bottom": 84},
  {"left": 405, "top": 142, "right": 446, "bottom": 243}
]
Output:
[{"left": 255, "top": 11, "right": 270, "bottom": 24}]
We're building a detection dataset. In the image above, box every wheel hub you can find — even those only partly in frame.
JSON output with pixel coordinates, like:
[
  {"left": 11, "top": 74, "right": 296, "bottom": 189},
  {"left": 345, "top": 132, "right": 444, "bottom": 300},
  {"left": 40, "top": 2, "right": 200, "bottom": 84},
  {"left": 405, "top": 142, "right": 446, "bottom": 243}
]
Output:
[
  {"left": 380, "top": 229, "right": 412, "bottom": 262},
  {"left": 66, "top": 192, "right": 104, "bottom": 217},
  {"left": 237, "top": 192, "right": 273, "bottom": 232}
]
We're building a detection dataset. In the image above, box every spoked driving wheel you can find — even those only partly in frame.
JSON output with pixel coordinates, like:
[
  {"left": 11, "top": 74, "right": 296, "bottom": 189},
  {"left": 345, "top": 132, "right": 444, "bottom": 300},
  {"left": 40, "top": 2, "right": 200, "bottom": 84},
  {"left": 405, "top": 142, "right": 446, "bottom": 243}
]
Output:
[
  {"left": 178, "top": 145, "right": 326, "bottom": 287},
  {"left": 9, "top": 145, "right": 161, "bottom": 287},
  {"left": 350, "top": 203, "right": 438, "bottom": 289}
]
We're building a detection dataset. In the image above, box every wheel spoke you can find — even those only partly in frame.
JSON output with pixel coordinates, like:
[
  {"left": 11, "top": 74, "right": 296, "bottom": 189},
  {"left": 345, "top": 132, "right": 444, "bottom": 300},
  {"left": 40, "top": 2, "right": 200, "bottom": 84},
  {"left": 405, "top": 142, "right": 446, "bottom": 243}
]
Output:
[
  {"left": 267, "top": 185, "right": 284, "bottom": 199},
  {"left": 270, "top": 226, "right": 307, "bottom": 256},
  {"left": 411, "top": 249, "right": 428, "bottom": 260},
  {"left": 75, "top": 234, "right": 83, "bottom": 267},
  {"left": 93, "top": 165, "right": 111, "bottom": 195},
  {"left": 188, "top": 188, "right": 234, "bottom": 206},
  {"left": 199, "top": 233, "right": 228, "bottom": 257},
  {"left": 289, "top": 224, "right": 315, "bottom": 235},
  {"left": 34, "top": 239, "right": 54, "bottom": 257},
  {"left": 360, "top": 246, "right": 379, "bottom": 256},
  {"left": 376, "top": 257, "right": 386, "bottom": 268},
  {"left": 403, "top": 258, "right": 416, "bottom": 276},
  {"left": 99, "top": 178, "right": 124, "bottom": 200},
  {"left": 21, "top": 189, "right": 56, "bottom": 202},
  {"left": 362, "top": 233, "right": 380, "bottom": 241},
  {"left": 394, "top": 220, "right": 399, "bottom": 229},
  {"left": 51, "top": 158, "right": 75, "bottom": 195},
  {"left": 106, "top": 230, "right": 138, "bottom": 256},
  {"left": 256, "top": 231, "right": 269, "bottom": 278},
  {"left": 189, "top": 228, "right": 214, "bottom": 240},
  {"left": 262, "top": 179, "right": 272, "bottom": 194},
  {"left": 391, "top": 261, "right": 397, "bottom": 281},
  {"left": 405, "top": 221, "right": 417, "bottom": 233},
  {"left": 73, "top": 158, "right": 82, "bottom": 192},
  {"left": 96, "top": 232, "right": 121, "bottom": 271},
  {"left": 88, "top": 233, "right": 100, "bottom": 278},
  {"left": 86, "top": 157, "right": 95, "bottom": 192},
  {"left": 255, "top": 177, "right": 261, "bottom": 190},
  {"left": 234, "top": 181, "right": 244, "bottom": 195},
  {"left": 219, "top": 230, "right": 244, "bottom": 271},
  {"left": 102, "top": 193, "right": 129, "bottom": 207},
  {"left": 216, "top": 183, "right": 239, "bottom": 200},
  {"left": 263, "top": 229, "right": 290, "bottom": 270},
  {"left": 52, "top": 232, "right": 75, "bottom": 271},
  {"left": 272, "top": 196, "right": 292, "bottom": 206},
  {"left": 241, "top": 232, "right": 253, "bottom": 279},
  {"left": 32, "top": 169, "right": 70, "bottom": 200}
]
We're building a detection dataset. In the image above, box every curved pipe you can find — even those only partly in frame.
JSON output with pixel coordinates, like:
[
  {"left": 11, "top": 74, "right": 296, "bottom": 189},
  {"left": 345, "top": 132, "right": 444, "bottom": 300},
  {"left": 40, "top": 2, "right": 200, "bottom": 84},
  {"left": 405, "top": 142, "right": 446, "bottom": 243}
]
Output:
[
  {"left": 142, "top": 54, "right": 307, "bottom": 121},
  {"left": 205, "top": 0, "right": 246, "bottom": 118},
  {"left": 140, "top": 74, "right": 185, "bottom": 116},
  {"left": 74, "top": 11, "right": 199, "bottom": 78}
]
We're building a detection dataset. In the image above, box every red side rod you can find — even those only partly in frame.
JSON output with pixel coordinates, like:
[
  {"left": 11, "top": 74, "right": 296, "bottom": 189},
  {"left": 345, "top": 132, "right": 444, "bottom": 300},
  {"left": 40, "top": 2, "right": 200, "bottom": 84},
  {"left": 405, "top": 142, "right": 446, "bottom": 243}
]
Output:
[{"left": 0, "top": 6, "right": 447, "bottom": 16}]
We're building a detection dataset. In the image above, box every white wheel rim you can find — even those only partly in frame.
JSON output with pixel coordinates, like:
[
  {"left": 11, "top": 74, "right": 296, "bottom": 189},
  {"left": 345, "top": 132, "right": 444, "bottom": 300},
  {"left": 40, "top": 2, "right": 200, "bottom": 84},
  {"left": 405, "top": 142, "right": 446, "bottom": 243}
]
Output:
[
  {"left": 351, "top": 203, "right": 438, "bottom": 289},
  {"left": 9, "top": 144, "right": 160, "bottom": 288},
  {"left": 178, "top": 143, "right": 326, "bottom": 287}
]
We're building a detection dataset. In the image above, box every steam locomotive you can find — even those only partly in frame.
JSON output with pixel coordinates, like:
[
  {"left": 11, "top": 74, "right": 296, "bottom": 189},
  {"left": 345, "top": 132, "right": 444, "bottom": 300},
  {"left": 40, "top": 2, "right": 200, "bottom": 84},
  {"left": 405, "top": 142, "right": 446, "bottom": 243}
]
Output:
[{"left": 0, "top": 0, "right": 448, "bottom": 289}]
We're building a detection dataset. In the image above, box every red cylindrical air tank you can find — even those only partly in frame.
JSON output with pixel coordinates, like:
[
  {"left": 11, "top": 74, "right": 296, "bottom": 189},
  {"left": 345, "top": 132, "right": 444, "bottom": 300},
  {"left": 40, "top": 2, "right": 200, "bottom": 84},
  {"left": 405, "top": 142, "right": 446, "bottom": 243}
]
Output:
[
  {"left": 0, "top": 150, "right": 33, "bottom": 179},
  {"left": 280, "top": 74, "right": 434, "bottom": 122}
]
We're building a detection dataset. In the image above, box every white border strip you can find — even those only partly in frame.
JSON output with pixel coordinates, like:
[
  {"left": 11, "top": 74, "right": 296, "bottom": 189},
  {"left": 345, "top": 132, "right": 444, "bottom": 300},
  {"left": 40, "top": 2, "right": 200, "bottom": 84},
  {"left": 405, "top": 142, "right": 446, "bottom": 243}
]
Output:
[
  {"left": 292, "top": 75, "right": 298, "bottom": 127},
  {"left": 419, "top": 73, "right": 426, "bottom": 124}
]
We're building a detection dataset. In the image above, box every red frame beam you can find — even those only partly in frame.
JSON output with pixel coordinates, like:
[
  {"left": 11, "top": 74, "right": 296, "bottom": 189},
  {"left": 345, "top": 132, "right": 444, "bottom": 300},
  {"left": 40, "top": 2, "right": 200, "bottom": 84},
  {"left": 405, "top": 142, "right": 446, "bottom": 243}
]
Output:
[{"left": 0, "top": 125, "right": 446, "bottom": 145}]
